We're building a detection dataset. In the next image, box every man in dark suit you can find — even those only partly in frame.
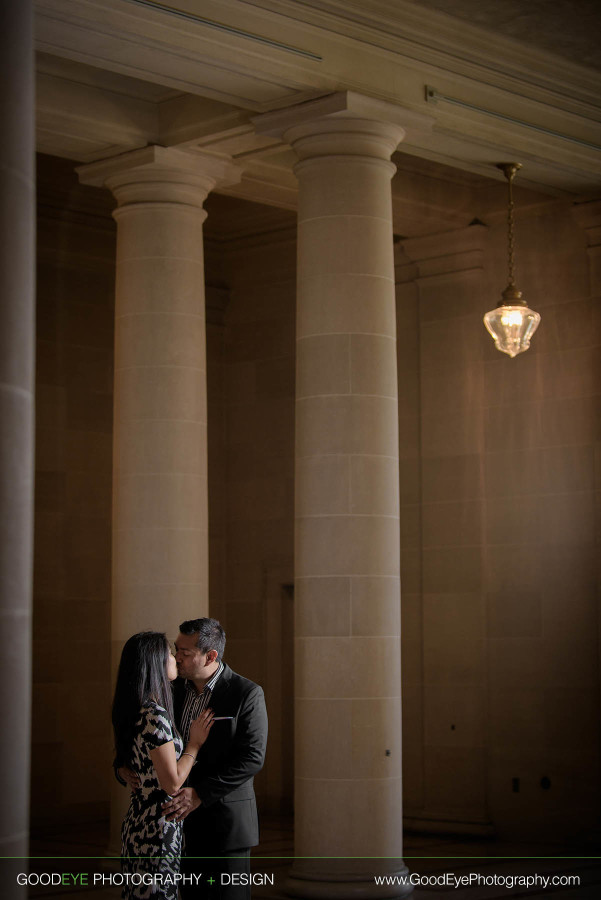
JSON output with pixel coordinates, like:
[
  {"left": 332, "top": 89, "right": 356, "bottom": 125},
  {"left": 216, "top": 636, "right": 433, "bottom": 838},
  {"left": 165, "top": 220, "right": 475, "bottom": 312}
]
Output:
[
  {"left": 162, "top": 617, "right": 268, "bottom": 898},
  {"left": 118, "top": 617, "right": 268, "bottom": 899}
]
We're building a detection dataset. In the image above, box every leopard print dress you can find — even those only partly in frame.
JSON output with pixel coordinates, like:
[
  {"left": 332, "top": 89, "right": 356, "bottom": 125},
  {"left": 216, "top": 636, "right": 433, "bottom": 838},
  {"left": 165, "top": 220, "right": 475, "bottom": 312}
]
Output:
[{"left": 121, "top": 701, "right": 183, "bottom": 899}]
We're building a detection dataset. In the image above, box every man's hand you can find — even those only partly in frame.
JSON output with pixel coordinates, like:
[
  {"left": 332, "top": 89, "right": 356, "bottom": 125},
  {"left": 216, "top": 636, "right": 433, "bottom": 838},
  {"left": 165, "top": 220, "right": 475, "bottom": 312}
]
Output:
[
  {"left": 118, "top": 766, "right": 141, "bottom": 790},
  {"left": 162, "top": 787, "right": 200, "bottom": 822}
]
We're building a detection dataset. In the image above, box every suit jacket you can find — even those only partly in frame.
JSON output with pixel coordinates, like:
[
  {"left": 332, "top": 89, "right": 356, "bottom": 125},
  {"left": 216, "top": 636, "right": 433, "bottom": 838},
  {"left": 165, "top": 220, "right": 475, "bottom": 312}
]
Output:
[{"left": 172, "top": 664, "right": 268, "bottom": 853}]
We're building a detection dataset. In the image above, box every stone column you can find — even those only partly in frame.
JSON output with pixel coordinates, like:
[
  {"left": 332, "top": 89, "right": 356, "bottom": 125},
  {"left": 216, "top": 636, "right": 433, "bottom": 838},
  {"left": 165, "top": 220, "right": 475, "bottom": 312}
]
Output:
[
  {"left": 0, "top": 0, "right": 34, "bottom": 890},
  {"left": 256, "top": 93, "right": 415, "bottom": 898},
  {"left": 79, "top": 146, "right": 240, "bottom": 850}
]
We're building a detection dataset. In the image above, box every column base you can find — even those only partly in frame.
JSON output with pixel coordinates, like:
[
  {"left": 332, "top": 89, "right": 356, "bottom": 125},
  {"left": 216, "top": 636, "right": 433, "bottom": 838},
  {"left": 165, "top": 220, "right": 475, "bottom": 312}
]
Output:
[{"left": 284, "top": 861, "right": 413, "bottom": 899}]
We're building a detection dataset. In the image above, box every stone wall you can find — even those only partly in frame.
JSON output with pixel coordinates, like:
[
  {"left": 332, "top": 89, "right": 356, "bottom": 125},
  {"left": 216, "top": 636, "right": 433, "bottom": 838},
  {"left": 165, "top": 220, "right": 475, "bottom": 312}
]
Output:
[
  {"left": 398, "top": 193, "right": 601, "bottom": 840},
  {"left": 32, "top": 153, "right": 600, "bottom": 841},
  {"left": 205, "top": 214, "right": 297, "bottom": 815},
  {"left": 33, "top": 154, "right": 115, "bottom": 826}
]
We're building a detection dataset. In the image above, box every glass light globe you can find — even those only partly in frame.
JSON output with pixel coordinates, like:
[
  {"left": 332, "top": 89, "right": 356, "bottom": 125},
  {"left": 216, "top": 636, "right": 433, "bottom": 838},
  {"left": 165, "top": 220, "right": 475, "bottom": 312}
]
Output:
[{"left": 483, "top": 304, "right": 541, "bottom": 358}]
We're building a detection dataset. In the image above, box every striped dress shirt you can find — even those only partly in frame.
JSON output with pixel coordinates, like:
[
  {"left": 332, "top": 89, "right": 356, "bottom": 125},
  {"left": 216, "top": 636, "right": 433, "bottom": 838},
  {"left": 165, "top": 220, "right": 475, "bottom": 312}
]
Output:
[{"left": 179, "top": 661, "right": 224, "bottom": 743}]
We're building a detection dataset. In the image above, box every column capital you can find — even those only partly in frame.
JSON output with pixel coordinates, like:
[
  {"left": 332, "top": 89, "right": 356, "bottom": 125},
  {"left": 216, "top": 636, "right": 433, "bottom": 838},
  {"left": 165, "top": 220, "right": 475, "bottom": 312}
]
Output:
[
  {"left": 77, "top": 145, "right": 241, "bottom": 208},
  {"left": 253, "top": 90, "right": 433, "bottom": 162}
]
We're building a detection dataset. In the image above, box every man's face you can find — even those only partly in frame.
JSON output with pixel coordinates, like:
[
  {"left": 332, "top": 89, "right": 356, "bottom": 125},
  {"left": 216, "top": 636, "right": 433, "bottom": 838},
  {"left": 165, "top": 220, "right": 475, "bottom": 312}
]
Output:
[{"left": 174, "top": 631, "right": 212, "bottom": 680}]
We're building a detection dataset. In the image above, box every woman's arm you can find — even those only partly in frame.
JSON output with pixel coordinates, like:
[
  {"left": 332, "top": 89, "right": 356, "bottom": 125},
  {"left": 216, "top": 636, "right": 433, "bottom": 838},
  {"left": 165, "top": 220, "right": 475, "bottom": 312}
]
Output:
[
  {"left": 150, "top": 709, "right": 214, "bottom": 795},
  {"left": 150, "top": 740, "right": 199, "bottom": 796}
]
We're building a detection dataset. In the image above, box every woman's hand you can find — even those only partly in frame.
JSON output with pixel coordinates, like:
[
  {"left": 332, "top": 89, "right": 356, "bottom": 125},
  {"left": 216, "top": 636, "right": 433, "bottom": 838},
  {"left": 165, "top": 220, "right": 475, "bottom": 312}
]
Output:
[{"left": 188, "top": 708, "right": 214, "bottom": 749}]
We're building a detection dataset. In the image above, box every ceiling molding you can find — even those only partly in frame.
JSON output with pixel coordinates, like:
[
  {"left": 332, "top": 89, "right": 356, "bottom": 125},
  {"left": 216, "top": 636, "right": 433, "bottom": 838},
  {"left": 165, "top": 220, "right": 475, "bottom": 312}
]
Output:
[
  {"left": 35, "top": 0, "right": 327, "bottom": 110},
  {"left": 247, "top": 0, "right": 601, "bottom": 110},
  {"left": 36, "top": 69, "right": 158, "bottom": 161},
  {"left": 34, "top": 0, "right": 601, "bottom": 195}
]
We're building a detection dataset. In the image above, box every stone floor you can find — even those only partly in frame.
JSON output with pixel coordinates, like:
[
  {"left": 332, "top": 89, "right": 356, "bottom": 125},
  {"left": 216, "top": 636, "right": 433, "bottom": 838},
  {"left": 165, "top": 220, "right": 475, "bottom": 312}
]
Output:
[{"left": 12, "top": 818, "right": 601, "bottom": 899}]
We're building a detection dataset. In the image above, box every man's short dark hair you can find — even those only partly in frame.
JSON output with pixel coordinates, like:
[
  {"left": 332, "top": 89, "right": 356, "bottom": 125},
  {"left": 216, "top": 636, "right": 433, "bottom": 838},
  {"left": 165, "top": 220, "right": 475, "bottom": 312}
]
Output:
[{"left": 179, "top": 617, "right": 226, "bottom": 661}]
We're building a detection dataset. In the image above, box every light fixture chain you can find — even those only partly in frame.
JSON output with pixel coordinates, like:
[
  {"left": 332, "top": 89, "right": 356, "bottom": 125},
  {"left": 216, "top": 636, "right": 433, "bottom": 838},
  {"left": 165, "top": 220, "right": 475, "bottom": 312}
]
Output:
[{"left": 507, "top": 170, "right": 516, "bottom": 287}]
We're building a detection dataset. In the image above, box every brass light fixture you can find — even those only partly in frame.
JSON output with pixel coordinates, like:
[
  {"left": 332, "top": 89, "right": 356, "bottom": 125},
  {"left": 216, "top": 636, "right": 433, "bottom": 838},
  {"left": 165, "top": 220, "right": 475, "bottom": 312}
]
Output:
[{"left": 483, "top": 163, "right": 540, "bottom": 357}]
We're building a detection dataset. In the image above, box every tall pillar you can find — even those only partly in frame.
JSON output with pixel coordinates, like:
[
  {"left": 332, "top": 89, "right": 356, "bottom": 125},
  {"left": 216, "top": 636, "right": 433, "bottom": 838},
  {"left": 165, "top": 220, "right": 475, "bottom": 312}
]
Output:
[
  {"left": 256, "top": 93, "right": 414, "bottom": 898},
  {"left": 79, "top": 146, "right": 240, "bottom": 850},
  {"left": 0, "top": 0, "right": 35, "bottom": 891}
]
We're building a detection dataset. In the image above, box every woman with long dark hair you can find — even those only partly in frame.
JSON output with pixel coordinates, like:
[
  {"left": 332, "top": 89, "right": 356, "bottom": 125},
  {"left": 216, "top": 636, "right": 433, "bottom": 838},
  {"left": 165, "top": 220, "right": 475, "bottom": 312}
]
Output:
[{"left": 112, "top": 631, "right": 213, "bottom": 899}]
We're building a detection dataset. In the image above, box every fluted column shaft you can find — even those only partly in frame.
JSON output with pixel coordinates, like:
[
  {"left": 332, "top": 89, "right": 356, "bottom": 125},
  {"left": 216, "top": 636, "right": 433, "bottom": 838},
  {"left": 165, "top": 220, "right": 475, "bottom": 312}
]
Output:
[
  {"left": 0, "top": 1, "right": 34, "bottom": 889},
  {"left": 257, "top": 93, "right": 411, "bottom": 898},
  {"left": 79, "top": 145, "right": 239, "bottom": 849}
]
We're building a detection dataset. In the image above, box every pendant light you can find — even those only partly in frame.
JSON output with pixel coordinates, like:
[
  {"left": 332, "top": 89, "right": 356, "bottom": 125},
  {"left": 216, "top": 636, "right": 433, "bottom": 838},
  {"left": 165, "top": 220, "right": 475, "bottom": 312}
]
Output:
[{"left": 483, "top": 163, "right": 540, "bottom": 357}]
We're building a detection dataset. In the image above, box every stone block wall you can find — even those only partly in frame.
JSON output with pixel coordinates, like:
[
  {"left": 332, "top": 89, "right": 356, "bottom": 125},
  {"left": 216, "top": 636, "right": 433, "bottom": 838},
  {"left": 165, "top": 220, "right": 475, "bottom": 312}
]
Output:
[
  {"left": 398, "top": 193, "right": 601, "bottom": 841},
  {"left": 33, "top": 154, "right": 115, "bottom": 826},
  {"left": 31, "top": 153, "right": 600, "bottom": 842}
]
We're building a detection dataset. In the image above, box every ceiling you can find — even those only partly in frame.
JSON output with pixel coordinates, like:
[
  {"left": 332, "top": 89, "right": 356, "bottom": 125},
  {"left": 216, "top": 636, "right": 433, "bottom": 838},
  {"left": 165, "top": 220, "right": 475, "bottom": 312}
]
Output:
[
  {"left": 34, "top": 0, "right": 601, "bottom": 199},
  {"left": 409, "top": 0, "right": 601, "bottom": 72}
]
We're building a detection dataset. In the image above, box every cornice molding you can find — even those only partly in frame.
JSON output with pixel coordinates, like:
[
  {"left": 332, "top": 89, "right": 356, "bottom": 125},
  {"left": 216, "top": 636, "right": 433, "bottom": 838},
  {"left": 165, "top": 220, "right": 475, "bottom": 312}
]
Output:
[
  {"left": 248, "top": 0, "right": 601, "bottom": 111},
  {"left": 77, "top": 145, "right": 242, "bottom": 191},
  {"left": 253, "top": 90, "right": 434, "bottom": 140},
  {"left": 34, "top": 0, "right": 601, "bottom": 195},
  {"left": 35, "top": 0, "right": 325, "bottom": 111}
]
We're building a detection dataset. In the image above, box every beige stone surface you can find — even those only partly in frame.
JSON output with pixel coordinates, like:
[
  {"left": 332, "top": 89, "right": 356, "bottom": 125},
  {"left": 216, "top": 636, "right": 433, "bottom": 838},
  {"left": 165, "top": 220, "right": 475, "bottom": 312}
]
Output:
[
  {"left": 298, "top": 214, "right": 395, "bottom": 278},
  {"left": 117, "top": 364, "right": 207, "bottom": 423},
  {"left": 115, "top": 417, "right": 206, "bottom": 474},
  {"left": 296, "top": 333, "right": 351, "bottom": 399},
  {"left": 296, "top": 515, "right": 400, "bottom": 578},
  {"left": 114, "top": 310, "right": 206, "bottom": 369},
  {"left": 399, "top": 546, "right": 420, "bottom": 594},
  {"left": 351, "top": 576, "right": 401, "bottom": 636},
  {"left": 421, "top": 361, "right": 484, "bottom": 414},
  {"left": 28, "top": 94, "right": 601, "bottom": 860},
  {"left": 421, "top": 407, "right": 484, "bottom": 457},
  {"left": 424, "top": 746, "right": 487, "bottom": 814},
  {"left": 115, "top": 257, "right": 205, "bottom": 315},
  {"left": 295, "top": 698, "right": 354, "bottom": 780},
  {"left": 399, "top": 591, "right": 421, "bottom": 644},
  {"left": 296, "top": 157, "right": 396, "bottom": 219},
  {"left": 296, "top": 635, "right": 401, "bottom": 699},
  {"left": 350, "top": 454, "right": 399, "bottom": 517},
  {"left": 401, "top": 635, "right": 423, "bottom": 687},
  {"left": 425, "top": 685, "right": 486, "bottom": 748},
  {"left": 351, "top": 697, "right": 403, "bottom": 779},
  {"left": 32, "top": 156, "right": 115, "bottom": 832},
  {"left": 422, "top": 547, "right": 482, "bottom": 592},
  {"left": 297, "top": 272, "right": 397, "bottom": 338},
  {"left": 113, "top": 527, "right": 207, "bottom": 588},
  {"left": 350, "top": 333, "right": 398, "bottom": 397},
  {"left": 422, "top": 454, "right": 484, "bottom": 501},
  {"left": 422, "top": 498, "right": 483, "bottom": 547},
  {"left": 114, "top": 204, "right": 208, "bottom": 259},
  {"left": 295, "top": 576, "right": 351, "bottom": 637},
  {"left": 116, "top": 473, "right": 205, "bottom": 530},
  {"left": 296, "top": 395, "right": 400, "bottom": 457},
  {"left": 487, "top": 592, "right": 542, "bottom": 638},
  {"left": 490, "top": 688, "right": 546, "bottom": 748},
  {"left": 294, "top": 776, "right": 403, "bottom": 858},
  {"left": 420, "top": 314, "right": 487, "bottom": 367},
  {"left": 295, "top": 455, "right": 350, "bottom": 517},
  {"left": 489, "top": 638, "right": 547, "bottom": 689}
]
